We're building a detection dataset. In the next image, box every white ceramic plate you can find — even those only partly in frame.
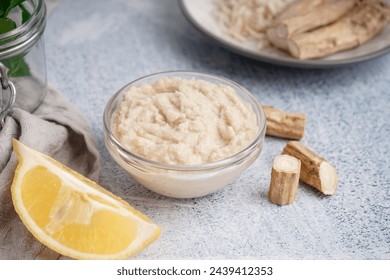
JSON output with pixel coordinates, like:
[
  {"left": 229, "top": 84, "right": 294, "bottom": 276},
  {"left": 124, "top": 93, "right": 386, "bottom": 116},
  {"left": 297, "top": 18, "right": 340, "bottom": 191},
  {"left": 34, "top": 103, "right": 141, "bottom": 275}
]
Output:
[{"left": 179, "top": 0, "right": 390, "bottom": 68}]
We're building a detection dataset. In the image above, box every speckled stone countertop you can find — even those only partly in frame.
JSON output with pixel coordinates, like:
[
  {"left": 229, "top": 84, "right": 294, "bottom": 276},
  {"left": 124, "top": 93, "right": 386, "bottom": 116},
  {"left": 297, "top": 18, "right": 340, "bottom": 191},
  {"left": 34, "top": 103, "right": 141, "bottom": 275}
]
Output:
[{"left": 45, "top": 0, "right": 390, "bottom": 259}]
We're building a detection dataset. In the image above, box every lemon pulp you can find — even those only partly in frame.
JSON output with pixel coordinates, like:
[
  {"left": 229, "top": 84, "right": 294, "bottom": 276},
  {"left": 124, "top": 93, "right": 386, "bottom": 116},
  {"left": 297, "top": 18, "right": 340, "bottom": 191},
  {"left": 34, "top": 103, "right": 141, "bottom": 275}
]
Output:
[{"left": 11, "top": 140, "right": 161, "bottom": 259}]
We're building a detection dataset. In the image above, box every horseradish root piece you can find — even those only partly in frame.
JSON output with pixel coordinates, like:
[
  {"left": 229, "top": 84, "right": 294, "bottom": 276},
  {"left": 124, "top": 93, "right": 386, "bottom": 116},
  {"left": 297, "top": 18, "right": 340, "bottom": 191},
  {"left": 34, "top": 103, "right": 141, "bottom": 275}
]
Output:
[
  {"left": 268, "top": 155, "right": 301, "bottom": 206},
  {"left": 287, "top": 20, "right": 358, "bottom": 60},
  {"left": 276, "top": 0, "right": 355, "bottom": 38},
  {"left": 263, "top": 105, "right": 306, "bottom": 140},
  {"left": 266, "top": 27, "right": 289, "bottom": 51},
  {"left": 282, "top": 141, "right": 338, "bottom": 195},
  {"left": 273, "top": 0, "right": 323, "bottom": 26},
  {"left": 288, "top": 0, "right": 390, "bottom": 60}
]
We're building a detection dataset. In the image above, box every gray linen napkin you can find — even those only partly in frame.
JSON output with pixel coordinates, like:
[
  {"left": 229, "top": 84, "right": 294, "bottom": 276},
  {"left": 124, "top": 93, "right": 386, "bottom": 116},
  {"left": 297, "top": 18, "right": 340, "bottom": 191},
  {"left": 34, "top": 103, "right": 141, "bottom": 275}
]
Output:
[{"left": 0, "top": 87, "right": 101, "bottom": 259}]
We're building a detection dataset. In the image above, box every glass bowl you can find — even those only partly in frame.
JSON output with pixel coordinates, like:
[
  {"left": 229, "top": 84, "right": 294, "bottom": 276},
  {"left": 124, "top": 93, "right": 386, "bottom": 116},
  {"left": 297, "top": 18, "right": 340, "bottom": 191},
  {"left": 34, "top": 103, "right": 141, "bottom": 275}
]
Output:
[{"left": 103, "top": 71, "right": 266, "bottom": 198}]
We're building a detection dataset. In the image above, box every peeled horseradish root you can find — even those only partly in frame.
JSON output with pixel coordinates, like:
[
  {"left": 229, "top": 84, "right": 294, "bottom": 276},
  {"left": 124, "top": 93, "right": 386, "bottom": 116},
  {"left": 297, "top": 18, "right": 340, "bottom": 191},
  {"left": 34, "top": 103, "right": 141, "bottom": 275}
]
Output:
[
  {"left": 10, "top": 139, "right": 161, "bottom": 260},
  {"left": 267, "top": 0, "right": 390, "bottom": 60},
  {"left": 282, "top": 141, "right": 338, "bottom": 195},
  {"left": 268, "top": 154, "right": 301, "bottom": 206},
  {"left": 268, "top": 141, "right": 338, "bottom": 206}
]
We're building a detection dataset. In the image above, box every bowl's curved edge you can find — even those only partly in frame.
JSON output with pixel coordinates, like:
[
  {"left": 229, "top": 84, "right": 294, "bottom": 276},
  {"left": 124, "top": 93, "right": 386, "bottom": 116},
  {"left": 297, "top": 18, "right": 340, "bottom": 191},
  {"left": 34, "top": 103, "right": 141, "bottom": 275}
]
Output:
[{"left": 178, "top": 0, "right": 390, "bottom": 69}]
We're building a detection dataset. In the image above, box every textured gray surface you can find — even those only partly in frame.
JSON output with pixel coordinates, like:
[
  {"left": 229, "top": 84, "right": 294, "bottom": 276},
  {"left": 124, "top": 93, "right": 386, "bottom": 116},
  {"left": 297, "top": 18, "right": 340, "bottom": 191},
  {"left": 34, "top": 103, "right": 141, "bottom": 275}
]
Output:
[{"left": 44, "top": 0, "right": 390, "bottom": 259}]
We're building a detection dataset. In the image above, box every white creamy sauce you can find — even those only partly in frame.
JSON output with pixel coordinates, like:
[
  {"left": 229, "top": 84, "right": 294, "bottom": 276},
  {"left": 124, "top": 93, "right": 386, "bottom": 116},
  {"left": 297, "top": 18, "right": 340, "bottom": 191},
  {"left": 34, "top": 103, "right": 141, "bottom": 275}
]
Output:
[{"left": 112, "top": 77, "right": 258, "bottom": 165}]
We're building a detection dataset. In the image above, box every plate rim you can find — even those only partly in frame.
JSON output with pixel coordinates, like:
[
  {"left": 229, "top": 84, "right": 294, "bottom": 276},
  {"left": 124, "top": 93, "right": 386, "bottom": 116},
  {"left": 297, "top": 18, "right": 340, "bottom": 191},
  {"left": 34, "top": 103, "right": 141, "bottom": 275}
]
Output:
[{"left": 179, "top": 0, "right": 390, "bottom": 68}]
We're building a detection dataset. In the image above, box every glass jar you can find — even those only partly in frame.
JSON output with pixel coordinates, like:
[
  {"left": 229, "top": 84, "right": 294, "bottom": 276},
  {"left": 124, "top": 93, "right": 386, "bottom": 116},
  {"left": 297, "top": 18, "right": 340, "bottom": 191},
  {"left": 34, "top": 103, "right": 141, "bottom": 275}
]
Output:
[{"left": 0, "top": 0, "right": 46, "bottom": 113}]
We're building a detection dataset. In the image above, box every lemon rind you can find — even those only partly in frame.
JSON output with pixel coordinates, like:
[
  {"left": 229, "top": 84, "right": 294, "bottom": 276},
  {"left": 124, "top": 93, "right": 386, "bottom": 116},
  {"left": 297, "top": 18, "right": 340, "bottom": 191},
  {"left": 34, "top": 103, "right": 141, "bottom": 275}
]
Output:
[{"left": 11, "top": 139, "right": 161, "bottom": 260}]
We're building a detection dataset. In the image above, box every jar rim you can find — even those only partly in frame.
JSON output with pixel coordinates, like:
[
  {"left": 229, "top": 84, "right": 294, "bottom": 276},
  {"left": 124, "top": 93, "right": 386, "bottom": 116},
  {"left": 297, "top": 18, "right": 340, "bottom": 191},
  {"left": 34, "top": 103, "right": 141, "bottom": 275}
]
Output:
[{"left": 0, "top": 0, "right": 46, "bottom": 58}]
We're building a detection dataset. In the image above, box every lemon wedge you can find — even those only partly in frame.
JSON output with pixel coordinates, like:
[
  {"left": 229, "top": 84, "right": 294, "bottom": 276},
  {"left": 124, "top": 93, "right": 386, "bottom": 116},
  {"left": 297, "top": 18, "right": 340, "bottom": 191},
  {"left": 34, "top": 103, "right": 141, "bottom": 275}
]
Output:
[{"left": 11, "top": 139, "right": 161, "bottom": 260}]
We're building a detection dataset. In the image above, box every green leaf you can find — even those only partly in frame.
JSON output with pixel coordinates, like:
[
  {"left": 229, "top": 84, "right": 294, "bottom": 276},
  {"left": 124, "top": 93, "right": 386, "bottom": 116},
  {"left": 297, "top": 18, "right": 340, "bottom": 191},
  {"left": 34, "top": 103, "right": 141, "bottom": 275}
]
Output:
[
  {"left": 10, "top": 0, "right": 25, "bottom": 8},
  {"left": 1, "top": 55, "right": 30, "bottom": 77},
  {"left": 0, "top": 0, "right": 30, "bottom": 77},
  {"left": 3, "top": 0, "right": 25, "bottom": 18},
  {"left": 9, "top": 0, "right": 25, "bottom": 11},
  {"left": 0, "top": 1, "right": 12, "bottom": 12},
  {"left": 20, "top": 3, "right": 31, "bottom": 23},
  {"left": 0, "top": 18, "right": 16, "bottom": 34}
]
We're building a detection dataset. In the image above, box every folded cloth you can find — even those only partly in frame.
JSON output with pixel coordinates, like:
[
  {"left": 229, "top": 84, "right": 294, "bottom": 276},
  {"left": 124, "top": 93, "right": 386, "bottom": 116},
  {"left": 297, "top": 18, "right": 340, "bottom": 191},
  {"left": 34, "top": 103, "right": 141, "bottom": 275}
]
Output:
[{"left": 0, "top": 87, "right": 101, "bottom": 259}]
